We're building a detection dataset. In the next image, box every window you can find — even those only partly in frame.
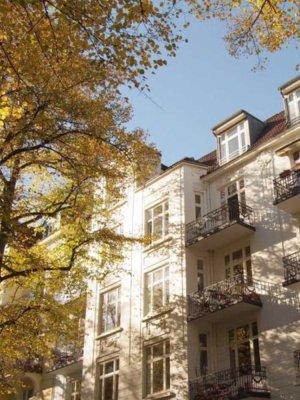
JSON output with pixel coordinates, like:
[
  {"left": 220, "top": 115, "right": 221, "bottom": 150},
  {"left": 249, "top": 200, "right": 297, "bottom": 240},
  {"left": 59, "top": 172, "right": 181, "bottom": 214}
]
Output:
[
  {"left": 145, "top": 266, "right": 169, "bottom": 315},
  {"left": 100, "top": 287, "right": 121, "bottom": 333},
  {"left": 195, "top": 194, "right": 202, "bottom": 219},
  {"left": 22, "top": 388, "right": 34, "bottom": 400},
  {"left": 145, "top": 340, "right": 170, "bottom": 395},
  {"left": 286, "top": 89, "right": 300, "bottom": 124},
  {"left": 220, "top": 178, "right": 246, "bottom": 220},
  {"left": 145, "top": 201, "right": 169, "bottom": 242},
  {"left": 229, "top": 322, "right": 261, "bottom": 370},
  {"left": 224, "top": 246, "right": 252, "bottom": 283},
  {"left": 199, "top": 334, "right": 208, "bottom": 376},
  {"left": 70, "top": 379, "right": 81, "bottom": 400},
  {"left": 197, "top": 259, "right": 205, "bottom": 292},
  {"left": 218, "top": 122, "right": 249, "bottom": 165},
  {"left": 98, "top": 359, "right": 119, "bottom": 400},
  {"left": 294, "top": 350, "right": 300, "bottom": 384}
]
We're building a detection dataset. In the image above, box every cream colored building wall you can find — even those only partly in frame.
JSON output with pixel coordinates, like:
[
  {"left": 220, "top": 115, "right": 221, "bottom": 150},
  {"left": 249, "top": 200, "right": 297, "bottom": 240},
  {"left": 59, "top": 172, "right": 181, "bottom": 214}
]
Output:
[{"left": 185, "top": 122, "right": 300, "bottom": 399}]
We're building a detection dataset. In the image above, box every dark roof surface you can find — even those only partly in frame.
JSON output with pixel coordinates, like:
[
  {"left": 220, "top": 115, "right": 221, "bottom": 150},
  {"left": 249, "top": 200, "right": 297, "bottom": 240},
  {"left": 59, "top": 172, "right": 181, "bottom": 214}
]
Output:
[{"left": 197, "top": 111, "right": 287, "bottom": 170}]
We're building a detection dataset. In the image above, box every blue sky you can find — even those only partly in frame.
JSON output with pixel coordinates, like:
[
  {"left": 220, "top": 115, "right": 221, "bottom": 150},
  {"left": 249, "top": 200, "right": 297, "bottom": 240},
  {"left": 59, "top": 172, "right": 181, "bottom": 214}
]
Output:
[{"left": 124, "top": 18, "right": 299, "bottom": 166}]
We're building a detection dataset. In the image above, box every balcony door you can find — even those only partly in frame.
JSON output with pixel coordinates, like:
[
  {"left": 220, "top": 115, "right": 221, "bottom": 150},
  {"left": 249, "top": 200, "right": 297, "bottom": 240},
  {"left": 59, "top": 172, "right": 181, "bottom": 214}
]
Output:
[
  {"left": 229, "top": 322, "right": 261, "bottom": 370},
  {"left": 224, "top": 246, "right": 253, "bottom": 283}
]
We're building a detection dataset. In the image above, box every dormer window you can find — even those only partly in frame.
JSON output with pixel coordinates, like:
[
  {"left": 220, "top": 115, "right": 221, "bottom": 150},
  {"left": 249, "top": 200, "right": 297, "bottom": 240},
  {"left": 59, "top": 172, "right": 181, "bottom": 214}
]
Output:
[
  {"left": 218, "top": 122, "right": 249, "bottom": 165},
  {"left": 286, "top": 89, "right": 300, "bottom": 126}
]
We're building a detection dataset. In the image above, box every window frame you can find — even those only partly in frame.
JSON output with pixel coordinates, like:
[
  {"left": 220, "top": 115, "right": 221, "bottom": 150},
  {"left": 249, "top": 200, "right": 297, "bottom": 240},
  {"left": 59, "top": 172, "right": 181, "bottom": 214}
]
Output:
[
  {"left": 99, "top": 286, "right": 121, "bottom": 334},
  {"left": 70, "top": 379, "right": 81, "bottom": 400},
  {"left": 145, "top": 340, "right": 170, "bottom": 396},
  {"left": 218, "top": 122, "right": 249, "bottom": 165},
  {"left": 286, "top": 89, "right": 300, "bottom": 123},
  {"left": 228, "top": 322, "right": 261, "bottom": 370},
  {"left": 145, "top": 200, "right": 169, "bottom": 243},
  {"left": 98, "top": 358, "right": 119, "bottom": 400},
  {"left": 144, "top": 265, "right": 170, "bottom": 316},
  {"left": 195, "top": 193, "right": 202, "bottom": 220}
]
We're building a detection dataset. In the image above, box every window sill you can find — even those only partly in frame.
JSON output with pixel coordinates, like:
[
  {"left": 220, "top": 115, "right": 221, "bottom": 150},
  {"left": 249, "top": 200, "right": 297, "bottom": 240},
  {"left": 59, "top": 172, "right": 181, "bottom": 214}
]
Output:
[
  {"left": 95, "top": 327, "right": 123, "bottom": 340},
  {"left": 143, "top": 236, "right": 173, "bottom": 253},
  {"left": 142, "top": 307, "right": 174, "bottom": 322},
  {"left": 144, "top": 390, "right": 175, "bottom": 400}
]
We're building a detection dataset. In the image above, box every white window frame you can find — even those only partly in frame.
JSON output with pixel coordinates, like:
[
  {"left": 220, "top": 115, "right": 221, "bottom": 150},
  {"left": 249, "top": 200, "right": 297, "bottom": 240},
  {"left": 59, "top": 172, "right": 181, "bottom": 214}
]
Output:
[
  {"left": 144, "top": 265, "right": 169, "bottom": 315},
  {"left": 220, "top": 178, "right": 246, "bottom": 207},
  {"left": 195, "top": 193, "right": 202, "bottom": 220},
  {"left": 70, "top": 379, "right": 81, "bottom": 400},
  {"left": 218, "top": 122, "right": 249, "bottom": 165},
  {"left": 145, "top": 200, "right": 169, "bottom": 243},
  {"left": 145, "top": 340, "right": 170, "bottom": 396},
  {"left": 229, "top": 322, "right": 261, "bottom": 369},
  {"left": 224, "top": 246, "right": 252, "bottom": 283},
  {"left": 199, "top": 333, "right": 209, "bottom": 376},
  {"left": 98, "top": 358, "right": 119, "bottom": 400},
  {"left": 99, "top": 286, "right": 121, "bottom": 334},
  {"left": 286, "top": 89, "right": 300, "bottom": 122}
]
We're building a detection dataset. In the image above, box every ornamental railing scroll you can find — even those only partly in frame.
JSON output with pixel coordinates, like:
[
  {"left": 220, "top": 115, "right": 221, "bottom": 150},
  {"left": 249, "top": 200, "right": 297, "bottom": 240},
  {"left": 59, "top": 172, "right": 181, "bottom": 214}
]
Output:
[
  {"left": 283, "top": 250, "right": 300, "bottom": 286},
  {"left": 46, "top": 346, "right": 83, "bottom": 372},
  {"left": 187, "top": 275, "right": 262, "bottom": 321},
  {"left": 186, "top": 200, "right": 255, "bottom": 246},
  {"left": 189, "top": 365, "right": 269, "bottom": 400},
  {"left": 273, "top": 170, "right": 300, "bottom": 205}
]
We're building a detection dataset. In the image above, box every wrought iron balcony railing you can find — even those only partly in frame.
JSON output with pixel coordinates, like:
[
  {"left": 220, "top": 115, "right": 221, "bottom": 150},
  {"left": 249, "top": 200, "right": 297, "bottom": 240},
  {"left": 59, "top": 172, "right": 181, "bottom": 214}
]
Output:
[
  {"left": 189, "top": 365, "right": 270, "bottom": 400},
  {"left": 187, "top": 275, "right": 262, "bottom": 321},
  {"left": 186, "top": 201, "right": 255, "bottom": 246},
  {"left": 283, "top": 250, "right": 300, "bottom": 286},
  {"left": 46, "top": 347, "right": 83, "bottom": 372},
  {"left": 17, "top": 357, "right": 43, "bottom": 374},
  {"left": 273, "top": 170, "right": 300, "bottom": 205}
]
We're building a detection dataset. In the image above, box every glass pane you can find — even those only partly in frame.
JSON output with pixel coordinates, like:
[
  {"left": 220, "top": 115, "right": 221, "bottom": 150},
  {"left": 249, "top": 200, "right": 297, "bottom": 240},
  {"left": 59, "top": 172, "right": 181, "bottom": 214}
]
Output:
[
  {"left": 252, "top": 322, "right": 259, "bottom": 336},
  {"left": 99, "top": 379, "right": 103, "bottom": 400},
  {"left": 153, "top": 359, "right": 164, "bottom": 393},
  {"left": 195, "top": 194, "right": 201, "bottom": 203},
  {"left": 238, "top": 341, "right": 251, "bottom": 367},
  {"left": 233, "top": 249, "right": 242, "bottom": 261},
  {"left": 166, "top": 357, "right": 170, "bottom": 388},
  {"left": 164, "top": 212, "right": 169, "bottom": 235},
  {"left": 146, "top": 347, "right": 152, "bottom": 361},
  {"left": 227, "top": 126, "right": 238, "bottom": 138},
  {"left": 105, "top": 361, "right": 114, "bottom": 374},
  {"left": 245, "top": 246, "right": 251, "bottom": 257},
  {"left": 236, "top": 325, "right": 250, "bottom": 342},
  {"left": 224, "top": 255, "right": 230, "bottom": 265},
  {"left": 146, "top": 221, "right": 152, "bottom": 235},
  {"left": 154, "top": 205, "right": 162, "bottom": 216},
  {"left": 153, "top": 283, "right": 163, "bottom": 310},
  {"left": 165, "top": 340, "right": 170, "bottom": 355},
  {"left": 228, "top": 183, "right": 237, "bottom": 196},
  {"left": 153, "top": 269, "right": 162, "bottom": 283},
  {"left": 104, "top": 376, "right": 113, "bottom": 400},
  {"left": 195, "top": 206, "right": 201, "bottom": 219},
  {"left": 115, "top": 375, "right": 119, "bottom": 400},
  {"left": 107, "top": 304, "right": 116, "bottom": 330},
  {"left": 153, "top": 216, "right": 162, "bottom": 236},
  {"left": 253, "top": 338, "right": 261, "bottom": 369},
  {"left": 200, "top": 350, "right": 208, "bottom": 375},
  {"left": 246, "top": 259, "right": 253, "bottom": 284},
  {"left": 199, "top": 334, "right": 207, "bottom": 347},
  {"left": 116, "top": 359, "right": 119, "bottom": 370},
  {"left": 153, "top": 342, "right": 163, "bottom": 358},
  {"left": 228, "top": 137, "right": 239, "bottom": 156},
  {"left": 146, "top": 362, "right": 151, "bottom": 394}
]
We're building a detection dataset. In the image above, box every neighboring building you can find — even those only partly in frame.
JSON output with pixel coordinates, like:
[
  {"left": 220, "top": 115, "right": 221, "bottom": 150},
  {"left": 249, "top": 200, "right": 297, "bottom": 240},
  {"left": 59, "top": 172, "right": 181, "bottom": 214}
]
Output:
[{"left": 12, "top": 76, "right": 300, "bottom": 400}]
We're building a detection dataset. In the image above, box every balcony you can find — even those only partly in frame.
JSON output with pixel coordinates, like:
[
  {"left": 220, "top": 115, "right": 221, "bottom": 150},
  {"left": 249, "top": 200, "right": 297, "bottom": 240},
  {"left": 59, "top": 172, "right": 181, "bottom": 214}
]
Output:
[
  {"left": 283, "top": 250, "right": 300, "bottom": 290},
  {"left": 46, "top": 347, "right": 83, "bottom": 372},
  {"left": 187, "top": 276, "right": 262, "bottom": 323},
  {"left": 189, "top": 365, "right": 270, "bottom": 400},
  {"left": 17, "top": 357, "right": 43, "bottom": 374},
  {"left": 186, "top": 201, "right": 255, "bottom": 250},
  {"left": 273, "top": 170, "right": 300, "bottom": 215}
]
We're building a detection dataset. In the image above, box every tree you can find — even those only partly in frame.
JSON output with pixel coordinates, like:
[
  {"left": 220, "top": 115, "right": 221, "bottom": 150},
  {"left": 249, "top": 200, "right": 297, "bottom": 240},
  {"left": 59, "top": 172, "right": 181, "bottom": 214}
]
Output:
[
  {"left": 191, "top": 0, "right": 299, "bottom": 68},
  {"left": 0, "top": 0, "right": 298, "bottom": 395}
]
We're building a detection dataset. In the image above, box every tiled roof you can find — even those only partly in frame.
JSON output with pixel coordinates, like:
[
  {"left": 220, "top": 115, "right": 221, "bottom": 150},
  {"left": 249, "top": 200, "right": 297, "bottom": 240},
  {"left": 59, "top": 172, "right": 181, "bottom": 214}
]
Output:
[{"left": 197, "top": 110, "right": 287, "bottom": 170}]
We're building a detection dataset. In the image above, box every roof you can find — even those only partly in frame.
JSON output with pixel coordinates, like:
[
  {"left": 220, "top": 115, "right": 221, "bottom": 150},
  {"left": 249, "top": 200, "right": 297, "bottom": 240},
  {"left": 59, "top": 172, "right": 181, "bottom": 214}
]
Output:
[{"left": 197, "top": 111, "right": 287, "bottom": 170}]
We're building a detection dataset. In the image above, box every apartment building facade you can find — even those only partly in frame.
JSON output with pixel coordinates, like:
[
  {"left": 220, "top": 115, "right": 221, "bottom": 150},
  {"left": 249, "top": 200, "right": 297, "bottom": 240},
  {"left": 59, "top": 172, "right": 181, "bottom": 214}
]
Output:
[{"left": 12, "top": 76, "right": 300, "bottom": 400}]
